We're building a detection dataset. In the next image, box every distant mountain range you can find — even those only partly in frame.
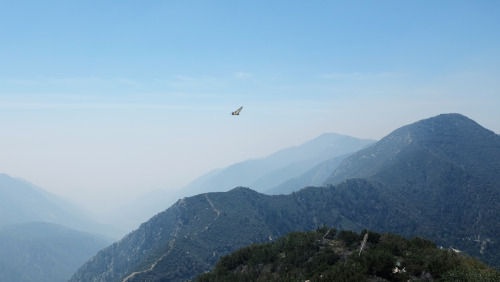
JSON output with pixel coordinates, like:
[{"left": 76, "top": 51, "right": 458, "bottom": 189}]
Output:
[
  {"left": 71, "top": 113, "right": 500, "bottom": 282},
  {"left": 105, "top": 133, "right": 375, "bottom": 233},
  {"left": 0, "top": 173, "right": 121, "bottom": 238},
  {"left": 181, "top": 133, "right": 375, "bottom": 195},
  {"left": 0, "top": 174, "right": 120, "bottom": 281},
  {"left": 265, "top": 153, "right": 350, "bottom": 195},
  {"left": 0, "top": 127, "right": 376, "bottom": 282},
  {"left": 0, "top": 222, "right": 111, "bottom": 282}
]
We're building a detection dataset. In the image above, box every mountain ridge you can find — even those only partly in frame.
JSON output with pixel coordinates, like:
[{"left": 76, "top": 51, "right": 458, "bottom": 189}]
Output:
[{"left": 101, "top": 133, "right": 375, "bottom": 234}]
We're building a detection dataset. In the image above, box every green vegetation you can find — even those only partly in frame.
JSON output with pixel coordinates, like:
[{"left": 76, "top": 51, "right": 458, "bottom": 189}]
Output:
[{"left": 197, "top": 227, "right": 500, "bottom": 282}]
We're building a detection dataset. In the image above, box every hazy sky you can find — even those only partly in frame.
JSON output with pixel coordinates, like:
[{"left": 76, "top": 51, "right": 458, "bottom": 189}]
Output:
[{"left": 1, "top": 1, "right": 499, "bottom": 213}]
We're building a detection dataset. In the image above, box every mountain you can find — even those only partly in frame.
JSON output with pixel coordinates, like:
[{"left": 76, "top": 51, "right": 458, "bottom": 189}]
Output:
[
  {"left": 181, "top": 133, "right": 375, "bottom": 195},
  {"left": 71, "top": 188, "right": 279, "bottom": 282},
  {"left": 0, "top": 222, "right": 112, "bottom": 282},
  {"left": 0, "top": 173, "right": 72, "bottom": 227},
  {"left": 71, "top": 113, "right": 500, "bottom": 281},
  {"left": 197, "top": 228, "right": 500, "bottom": 281},
  {"left": 0, "top": 173, "right": 120, "bottom": 238},
  {"left": 92, "top": 133, "right": 373, "bottom": 235},
  {"left": 325, "top": 113, "right": 500, "bottom": 186},
  {"left": 71, "top": 180, "right": 500, "bottom": 282},
  {"left": 323, "top": 113, "right": 500, "bottom": 266}
]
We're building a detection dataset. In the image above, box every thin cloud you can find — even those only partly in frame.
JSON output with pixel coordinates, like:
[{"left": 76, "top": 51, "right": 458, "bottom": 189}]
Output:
[
  {"left": 320, "top": 72, "right": 403, "bottom": 80},
  {"left": 0, "top": 77, "right": 104, "bottom": 86},
  {"left": 233, "top": 72, "right": 253, "bottom": 79},
  {"left": 0, "top": 77, "right": 145, "bottom": 94},
  {"left": 0, "top": 101, "right": 188, "bottom": 110},
  {"left": 166, "top": 74, "right": 223, "bottom": 86}
]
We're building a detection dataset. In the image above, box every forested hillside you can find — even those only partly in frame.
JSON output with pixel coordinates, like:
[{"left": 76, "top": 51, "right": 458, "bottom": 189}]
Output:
[{"left": 198, "top": 227, "right": 500, "bottom": 282}]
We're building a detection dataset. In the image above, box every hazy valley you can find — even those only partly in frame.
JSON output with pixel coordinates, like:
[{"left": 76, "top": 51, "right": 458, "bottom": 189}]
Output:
[
  {"left": 2, "top": 113, "right": 500, "bottom": 281},
  {"left": 0, "top": 131, "right": 374, "bottom": 281}
]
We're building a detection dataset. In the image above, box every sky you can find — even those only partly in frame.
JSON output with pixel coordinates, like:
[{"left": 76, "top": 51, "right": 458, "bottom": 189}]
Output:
[{"left": 1, "top": 1, "right": 499, "bottom": 214}]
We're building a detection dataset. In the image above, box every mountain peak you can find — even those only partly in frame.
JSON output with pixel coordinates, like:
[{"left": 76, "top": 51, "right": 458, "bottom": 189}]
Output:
[
  {"left": 382, "top": 113, "right": 491, "bottom": 145},
  {"left": 324, "top": 113, "right": 500, "bottom": 185},
  {"left": 402, "top": 113, "right": 495, "bottom": 141}
]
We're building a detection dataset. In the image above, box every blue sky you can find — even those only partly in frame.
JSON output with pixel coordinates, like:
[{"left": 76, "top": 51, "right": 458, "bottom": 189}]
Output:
[{"left": 1, "top": 1, "right": 499, "bottom": 213}]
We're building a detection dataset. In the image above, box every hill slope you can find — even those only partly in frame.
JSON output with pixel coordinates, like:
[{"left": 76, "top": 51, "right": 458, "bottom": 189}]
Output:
[{"left": 0, "top": 222, "right": 112, "bottom": 282}]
